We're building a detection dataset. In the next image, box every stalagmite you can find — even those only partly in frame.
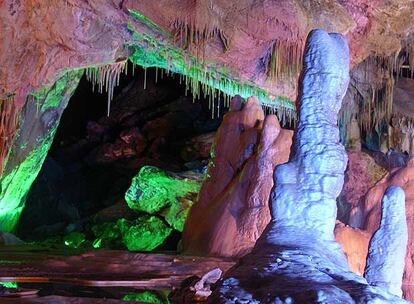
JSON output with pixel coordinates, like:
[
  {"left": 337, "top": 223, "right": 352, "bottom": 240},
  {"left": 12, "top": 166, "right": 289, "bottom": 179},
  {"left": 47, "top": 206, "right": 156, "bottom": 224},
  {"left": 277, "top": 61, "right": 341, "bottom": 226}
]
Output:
[
  {"left": 365, "top": 186, "right": 408, "bottom": 297},
  {"left": 208, "top": 29, "right": 409, "bottom": 304}
]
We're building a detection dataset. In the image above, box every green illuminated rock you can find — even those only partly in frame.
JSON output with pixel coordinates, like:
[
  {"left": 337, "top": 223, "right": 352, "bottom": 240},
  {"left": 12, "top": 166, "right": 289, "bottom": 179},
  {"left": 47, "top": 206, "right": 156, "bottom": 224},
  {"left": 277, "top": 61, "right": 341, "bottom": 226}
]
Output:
[
  {"left": 0, "top": 282, "right": 18, "bottom": 289},
  {"left": 127, "top": 10, "right": 295, "bottom": 116},
  {"left": 63, "top": 231, "right": 86, "bottom": 249},
  {"left": 125, "top": 166, "right": 200, "bottom": 231},
  {"left": 92, "top": 216, "right": 171, "bottom": 251},
  {"left": 92, "top": 221, "right": 123, "bottom": 249},
  {"left": 0, "top": 70, "right": 83, "bottom": 232},
  {"left": 123, "top": 290, "right": 168, "bottom": 304},
  {"left": 119, "top": 216, "right": 171, "bottom": 251}
]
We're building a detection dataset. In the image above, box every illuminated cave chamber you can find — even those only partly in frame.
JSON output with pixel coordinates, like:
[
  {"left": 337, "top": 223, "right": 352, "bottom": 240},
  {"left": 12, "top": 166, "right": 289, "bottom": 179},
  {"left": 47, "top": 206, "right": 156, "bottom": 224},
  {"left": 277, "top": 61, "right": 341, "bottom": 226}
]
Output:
[
  {"left": 4, "top": 1, "right": 414, "bottom": 303},
  {"left": 15, "top": 64, "right": 226, "bottom": 250}
]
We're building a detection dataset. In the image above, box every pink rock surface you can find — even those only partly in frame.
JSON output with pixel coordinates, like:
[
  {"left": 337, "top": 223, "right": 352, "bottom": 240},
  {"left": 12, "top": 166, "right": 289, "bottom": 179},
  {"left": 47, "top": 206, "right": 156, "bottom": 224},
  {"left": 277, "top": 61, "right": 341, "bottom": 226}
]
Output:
[{"left": 182, "top": 96, "right": 292, "bottom": 257}]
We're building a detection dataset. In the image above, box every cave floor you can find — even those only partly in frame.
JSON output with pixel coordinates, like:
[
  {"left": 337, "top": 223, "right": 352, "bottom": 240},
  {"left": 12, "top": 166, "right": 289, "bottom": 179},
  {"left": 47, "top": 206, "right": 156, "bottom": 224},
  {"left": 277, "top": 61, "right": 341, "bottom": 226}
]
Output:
[{"left": 0, "top": 244, "right": 236, "bottom": 303}]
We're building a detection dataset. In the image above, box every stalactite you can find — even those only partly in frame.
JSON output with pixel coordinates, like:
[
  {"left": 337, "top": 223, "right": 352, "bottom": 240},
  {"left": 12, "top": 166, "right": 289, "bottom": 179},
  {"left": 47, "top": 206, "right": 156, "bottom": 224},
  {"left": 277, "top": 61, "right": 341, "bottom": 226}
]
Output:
[
  {"left": 172, "top": 19, "right": 229, "bottom": 61},
  {"left": 0, "top": 96, "right": 19, "bottom": 176},
  {"left": 267, "top": 39, "right": 304, "bottom": 80},
  {"left": 85, "top": 60, "right": 128, "bottom": 116},
  {"left": 358, "top": 54, "right": 395, "bottom": 132}
]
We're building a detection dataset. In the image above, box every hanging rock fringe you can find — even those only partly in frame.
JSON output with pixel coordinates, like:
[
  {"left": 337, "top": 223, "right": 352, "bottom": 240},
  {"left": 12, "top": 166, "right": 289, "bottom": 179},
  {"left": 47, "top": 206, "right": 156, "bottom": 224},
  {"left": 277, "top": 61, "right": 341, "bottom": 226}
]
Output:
[
  {"left": 0, "top": 97, "right": 19, "bottom": 176},
  {"left": 85, "top": 60, "right": 128, "bottom": 116},
  {"left": 358, "top": 54, "right": 395, "bottom": 132},
  {"left": 172, "top": 19, "right": 229, "bottom": 60},
  {"left": 172, "top": 63, "right": 296, "bottom": 124},
  {"left": 398, "top": 40, "right": 414, "bottom": 78},
  {"left": 267, "top": 39, "right": 304, "bottom": 80}
]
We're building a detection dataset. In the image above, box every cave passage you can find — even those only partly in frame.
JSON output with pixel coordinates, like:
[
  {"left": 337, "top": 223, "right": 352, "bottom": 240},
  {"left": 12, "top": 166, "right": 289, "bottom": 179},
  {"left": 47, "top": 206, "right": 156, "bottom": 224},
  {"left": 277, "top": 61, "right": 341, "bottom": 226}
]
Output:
[{"left": 16, "top": 64, "right": 226, "bottom": 246}]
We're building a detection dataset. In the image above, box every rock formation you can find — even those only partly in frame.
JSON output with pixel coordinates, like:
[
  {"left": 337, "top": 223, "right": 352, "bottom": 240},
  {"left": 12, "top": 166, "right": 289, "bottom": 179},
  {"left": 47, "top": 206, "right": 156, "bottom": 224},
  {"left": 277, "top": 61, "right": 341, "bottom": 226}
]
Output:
[
  {"left": 125, "top": 166, "right": 201, "bottom": 232},
  {"left": 338, "top": 150, "right": 387, "bottom": 223},
  {"left": 182, "top": 96, "right": 292, "bottom": 257},
  {"left": 208, "top": 29, "right": 409, "bottom": 303},
  {"left": 343, "top": 158, "right": 414, "bottom": 300},
  {"left": 2, "top": 0, "right": 414, "bottom": 233},
  {"left": 334, "top": 222, "right": 371, "bottom": 276},
  {"left": 365, "top": 186, "right": 408, "bottom": 298}
]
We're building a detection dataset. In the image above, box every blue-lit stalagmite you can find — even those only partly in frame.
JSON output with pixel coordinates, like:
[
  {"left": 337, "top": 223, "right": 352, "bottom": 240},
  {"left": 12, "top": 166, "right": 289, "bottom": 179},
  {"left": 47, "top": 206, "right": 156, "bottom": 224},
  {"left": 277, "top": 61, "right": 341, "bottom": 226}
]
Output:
[
  {"left": 365, "top": 185, "right": 408, "bottom": 297},
  {"left": 208, "top": 29, "right": 409, "bottom": 303}
]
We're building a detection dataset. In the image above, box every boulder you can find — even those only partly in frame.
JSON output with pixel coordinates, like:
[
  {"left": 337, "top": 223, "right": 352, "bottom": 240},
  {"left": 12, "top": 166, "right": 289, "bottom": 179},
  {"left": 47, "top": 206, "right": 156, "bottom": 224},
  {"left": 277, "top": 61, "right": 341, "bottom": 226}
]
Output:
[{"left": 125, "top": 166, "right": 201, "bottom": 231}]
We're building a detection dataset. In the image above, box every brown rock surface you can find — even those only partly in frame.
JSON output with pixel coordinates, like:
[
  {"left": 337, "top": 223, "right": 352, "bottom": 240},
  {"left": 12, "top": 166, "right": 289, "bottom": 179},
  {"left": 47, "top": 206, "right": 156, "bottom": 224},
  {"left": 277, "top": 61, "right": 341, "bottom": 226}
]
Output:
[
  {"left": 182, "top": 96, "right": 292, "bottom": 257},
  {"left": 334, "top": 222, "right": 370, "bottom": 276}
]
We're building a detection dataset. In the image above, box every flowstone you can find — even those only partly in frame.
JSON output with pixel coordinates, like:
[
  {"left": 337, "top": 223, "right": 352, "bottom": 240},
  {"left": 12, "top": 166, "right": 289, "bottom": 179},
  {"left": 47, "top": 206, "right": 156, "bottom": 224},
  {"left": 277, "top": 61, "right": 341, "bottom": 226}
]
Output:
[{"left": 208, "top": 30, "right": 409, "bottom": 303}]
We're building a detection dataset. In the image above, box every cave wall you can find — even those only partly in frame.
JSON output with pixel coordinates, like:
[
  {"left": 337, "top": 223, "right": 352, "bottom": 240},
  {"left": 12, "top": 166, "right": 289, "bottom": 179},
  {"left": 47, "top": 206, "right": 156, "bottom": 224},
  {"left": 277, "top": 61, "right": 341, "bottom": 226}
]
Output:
[
  {"left": 0, "top": 70, "right": 83, "bottom": 231},
  {"left": 2, "top": 0, "right": 414, "bottom": 233}
]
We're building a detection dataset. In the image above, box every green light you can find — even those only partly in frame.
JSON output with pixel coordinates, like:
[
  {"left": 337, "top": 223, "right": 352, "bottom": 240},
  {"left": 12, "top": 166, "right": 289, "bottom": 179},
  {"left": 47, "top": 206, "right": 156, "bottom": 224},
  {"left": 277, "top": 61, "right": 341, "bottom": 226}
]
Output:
[
  {"left": 63, "top": 231, "right": 86, "bottom": 249},
  {"left": 127, "top": 10, "right": 296, "bottom": 121},
  {"left": 119, "top": 216, "right": 171, "bottom": 251},
  {"left": 0, "top": 70, "right": 83, "bottom": 232},
  {"left": 0, "top": 282, "right": 18, "bottom": 289},
  {"left": 122, "top": 291, "right": 169, "bottom": 303},
  {"left": 92, "top": 216, "right": 172, "bottom": 251},
  {"left": 125, "top": 166, "right": 200, "bottom": 231}
]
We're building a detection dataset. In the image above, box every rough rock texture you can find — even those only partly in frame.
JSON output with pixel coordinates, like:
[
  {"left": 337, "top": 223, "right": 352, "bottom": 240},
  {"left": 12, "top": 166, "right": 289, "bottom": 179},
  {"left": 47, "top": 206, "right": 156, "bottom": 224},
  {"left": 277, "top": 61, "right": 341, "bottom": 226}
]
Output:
[
  {"left": 365, "top": 186, "right": 408, "bottom": 298},
  {"left": 182, "top": 96, "right": 292, "bottom": 257},
  {"left": 2, "top": 0, "right": 414, "bottom": 233},
  {"left": 0, "top": 71, "right": 83, "bottom": 231},
  {"left": 3, "top": 0, "right": 414, "bottom": 103},
  {"left": 125, "top": 166, "right": 201, "bottom": 232},
  {"left": 334, "top": 222, "right": 371, "bottom": 276},
  {"left": 92, "top": 216, "right": 172, "bottom": 251},
  {"left": 338, "top": 150, "right": 387, "bottom": 223},
  {"left": 209, "top": 30, "right": 408, "bottom": 303},
  {"left": 391, "top": 78, "right": 414, "bottom": 155},
  {"left": 347, "top": 158, "right": 414, "bottom": 300}
]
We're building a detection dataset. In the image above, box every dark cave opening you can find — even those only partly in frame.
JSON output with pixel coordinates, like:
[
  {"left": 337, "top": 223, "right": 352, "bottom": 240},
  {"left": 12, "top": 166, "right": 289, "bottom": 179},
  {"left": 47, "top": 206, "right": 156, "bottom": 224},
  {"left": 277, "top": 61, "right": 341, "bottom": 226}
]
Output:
[{"left": 16, "top": 64, "right": 227, "bottom": 251}]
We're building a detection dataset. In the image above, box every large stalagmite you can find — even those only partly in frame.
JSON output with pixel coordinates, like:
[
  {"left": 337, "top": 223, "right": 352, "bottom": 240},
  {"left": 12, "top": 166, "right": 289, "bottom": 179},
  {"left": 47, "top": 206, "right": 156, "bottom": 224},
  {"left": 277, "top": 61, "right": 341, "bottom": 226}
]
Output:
[{"left": 208, "top": 29, "right": 408, "bottom": 303}]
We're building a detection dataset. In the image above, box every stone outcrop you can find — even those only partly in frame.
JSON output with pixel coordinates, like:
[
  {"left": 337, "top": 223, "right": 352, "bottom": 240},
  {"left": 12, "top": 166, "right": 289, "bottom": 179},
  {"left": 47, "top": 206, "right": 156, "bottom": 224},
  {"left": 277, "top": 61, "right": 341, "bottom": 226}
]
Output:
[
  {"left": 3, "top": 0, "right": 413, "bottom": 103},
  {"left": 125, "top": 166, "right": 201, "bottom": 232},
  {"left": 182, "top": 96, "right": 292, "bottom": 257},
  {"left": 209, "top": 29, "right": 409, "bottom": 303}
]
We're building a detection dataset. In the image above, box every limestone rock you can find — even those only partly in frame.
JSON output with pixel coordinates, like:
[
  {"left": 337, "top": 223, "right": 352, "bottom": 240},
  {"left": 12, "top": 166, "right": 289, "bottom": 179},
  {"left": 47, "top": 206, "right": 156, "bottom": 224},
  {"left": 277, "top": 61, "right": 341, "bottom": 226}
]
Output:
[
  {"left": 92, "top": 216, "right": 172, "bottom": 251},
  {"left": 348, "top": 158, "right": 414, "bottom": 300},
  {"left": 338, "top": 150, "right": 387, "bottom": 223},
  {"left": 209, "top": 29, "right": 409, "bottom": 303},
  {"left": 182, "top": 96, "right": 292, "bottom": 257},
  {"left": 365, "top": 186, "right": 408, "bottom": 297},
  {"left": 125, "top": 166, "right": 201, "bottom": 232},
  {"left": 334, "top": 222, "right": 370, "bottom": 276}
]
